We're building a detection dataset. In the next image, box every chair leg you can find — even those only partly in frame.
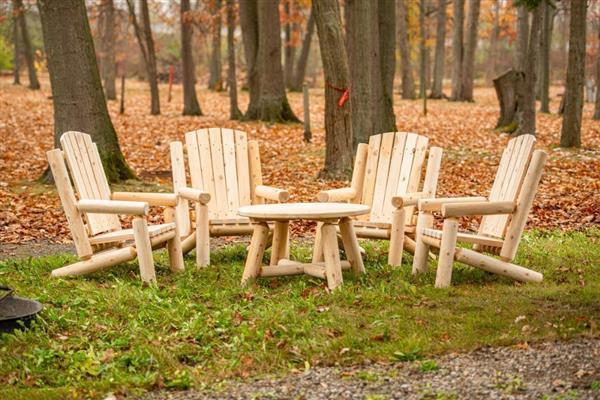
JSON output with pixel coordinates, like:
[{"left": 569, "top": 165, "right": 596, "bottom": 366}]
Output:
[
  {"left": 312, "top": 222, "right": 324, "bottom": 263},
  {"left": 241, "top": 222, "right": 270, "bottom": 285},
  {"left": 196, "top": 203, "right": 210, "bottom": 267},
  {"left": 270, "top": 221, "right": 289, "bottom": 266},
  {"left": 412, "top": 211, "right": 433, "bottom": 275},
  {"left": 435, "top": 218, "right": 459, "bottom": 288},
  {"left": 321, "top": 222, "right": 343, "bottom": 290},
  {"left": 388, "top": 207, "right": 406, "bottom": 267},
  {"left": 167, "top": 232, "right": 185, "bottom": 273},
  {"left": 133, "top": 217, "right": 156, "bottom": 283},
  {"left": 338, "top": 217, "right": 365, "bottom": 275}
]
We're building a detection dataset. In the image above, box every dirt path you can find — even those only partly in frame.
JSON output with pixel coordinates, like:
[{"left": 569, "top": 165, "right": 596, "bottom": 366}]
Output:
[
  {"left": 139, "top": 338, "right": 600, "bottom": 400},
  {"left": 0, "top": 240, "right": 74, "bottom": 261}
]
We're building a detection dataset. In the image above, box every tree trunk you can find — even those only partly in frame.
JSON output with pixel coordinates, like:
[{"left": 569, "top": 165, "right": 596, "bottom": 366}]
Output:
[
  {"left": 226, "top": 0, "right": 242, "bottom": 119},
  {"left": 460, "top": 0, "right": 480, "bottom": 102},
  {"left": 181, "top": 0, "right": 202, "bottom": 116},
  {"left": 12, "top": 2, "right": 20, "bottom": 85},
  {"left": 493, "top": 69, "right": 522, "bottom": 132},
  {"left": 419, "top": 0, "right": 427, "bottom": 101},
  {"left": 539, "top": 2, "right": 554, "bottom": 113},
  {"left": 378, "top": 0, "right": 396, "bottom": 131},
  {"left": 98, "top": 0, "right": 116, "bottom": 100},
  {"left": 450, "top": 0, "right": 464, "bottom": 101},
  {"left": 593, "top": 23, "right": 600, "bottom": 120},
  {"left": 239, "top": 0, "right": 260, "bottom": 118},
  {"left": 251, "top": 0, "right": 298, "bottom": 122},
  {"left": 514, "top": 4, "right": 542, "bottom": 137},
  {"left": 290, "top": 8, "right": 315, "bottom": 92},
  {"left": 515, "top": 4, "right": 529, "bottom": 71},
  {"left": 560, "top": 0, "right": 587, "bottom": 147},
  {"left": 126, "top": 0, "right": 160, "bottom": 115},
  {"left": 430, "top": 0, "right": 447, "bottom": 98},
  {"left": 283, "top": 0, "right": 296, "bottom": 89},
  {"left": 208, "top": 0, "right": 223, "bottom": 91},
  {"left": 38, "top": 0, "right": 135, "bottom": 182},
  {"left": 313, "top": 0, "right": 353, "bottom": 178},
  {"left": 397, "top": 0, "right": 416, "bottom": 100},
  {"left": 486, "top": 0, "right": 500, "bottom": 84},
  {"left": 14, "top": 0, "right": 40, "bottom": 90}
]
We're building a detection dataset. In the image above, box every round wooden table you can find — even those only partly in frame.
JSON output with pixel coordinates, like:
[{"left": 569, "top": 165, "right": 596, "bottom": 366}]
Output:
[{"left": 238, "top": 203, "right": 370, "bottom": 290}]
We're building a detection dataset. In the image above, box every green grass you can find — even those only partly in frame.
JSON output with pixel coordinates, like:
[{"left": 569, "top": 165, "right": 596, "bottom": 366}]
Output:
[{"left": 1, "top": 230, "right": 599, "bottom": 399}]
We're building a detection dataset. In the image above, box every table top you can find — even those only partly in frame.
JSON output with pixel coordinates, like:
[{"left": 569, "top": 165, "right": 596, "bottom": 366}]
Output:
[{"left": 238, "top": 202, "right": 371, "bottom": 221}]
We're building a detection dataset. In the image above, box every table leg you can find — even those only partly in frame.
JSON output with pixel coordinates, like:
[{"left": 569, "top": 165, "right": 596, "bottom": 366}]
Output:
[
  {"left": 338, "top": 217, "right": 365, "bottom": 275},
  {"left": 321, "top": 221, "right": 343, "bottom": 290},
  {"left": 312, "top": 222, "right": 324, "bottom": 263},
  {"left": 241, "top": 222, "right": 270, "bottom": 285},
  {"left": 270, "top": 221, "right": 289, "bottom": 266}
]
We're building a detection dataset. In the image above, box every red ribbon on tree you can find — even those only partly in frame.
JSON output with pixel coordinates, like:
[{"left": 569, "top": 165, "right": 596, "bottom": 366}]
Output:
[{"left": 326, "top": 82, "right": 350, "bottom": 107}]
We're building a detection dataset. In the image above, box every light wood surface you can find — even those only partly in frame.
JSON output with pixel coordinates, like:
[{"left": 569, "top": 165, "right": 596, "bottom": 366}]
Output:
[{"left": 238, "top": 203, "right": 370, "bottom": 221}]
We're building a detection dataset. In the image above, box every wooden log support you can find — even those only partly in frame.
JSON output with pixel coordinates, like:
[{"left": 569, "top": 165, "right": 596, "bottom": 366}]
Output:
[
  {"left": 442, "top": 201, "right": 516, "bottom": 218},
  {"left": 412, "top": 211, "right": 433, "bottom": 274},
  {"left": 196, "top": 203, "right": 210, "bottom": 267},
  {"left": 320, "top": 222, "right": 343, "bottom": 290},
  {"left": 270, "top": 221, "right": 289, "bottom": 266},
  {"left": 317, "top": 187, "right": 356, "bottom": 202},
  {"left": 388, "top": 207, "right": 406, "bottom": 267},
  {"left": 304, "top": 264, "right": 327, "bottom": 279},
  {"left": 312, "top": 222, "right": 324, "bottom": 263},
  {"left": 164, "top": 208, "right": 184, "bottom": 272},
  {"left": 111, "top": 192, "right": 178, "bottom": 206},
  {"left": 255, "top": 185, "right": 290, "bottom": 202},
  {"left": 338, "top": 217, "right": 365, "bottom": 274},
  {"left": 434, "top": 218, "right": 459, "bottom": 288},
  {"left": 260, "top": 263, "right": 305, "bottom": 277},
  {"left": 78, "top": 199, "right": 149, "bottom": 216},
  {"left": 132, "top": 217, "right": 156, "bottom": 283},
  {"left": 455, "top": 248, "right": 543, "bottom": 283},
  {"left": 241, "top": 222, "right": 270, "bottom": 284},
  {"left": 51, "top": 246, "right": 137, "bottom": 277}
]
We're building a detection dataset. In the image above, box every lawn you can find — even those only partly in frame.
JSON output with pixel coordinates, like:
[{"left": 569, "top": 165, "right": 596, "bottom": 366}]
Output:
[{"left": 1, "top": 229, "right": 599, "bottom": 399}]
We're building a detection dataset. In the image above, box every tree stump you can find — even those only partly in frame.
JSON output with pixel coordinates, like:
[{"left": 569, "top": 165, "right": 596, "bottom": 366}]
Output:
[{"left": 493, "top": 69, "right": 524, "bottom": 132}]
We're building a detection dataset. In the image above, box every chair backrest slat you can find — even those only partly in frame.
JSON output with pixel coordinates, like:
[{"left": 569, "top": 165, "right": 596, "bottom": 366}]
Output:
[
  {"left": 370, "top": 132, "right": 395, "bottom": 220},
  {"left": 360, "top": 134, "right": 382, "bottom": 209},
  {"left": 60, "top": 131, "right": 121, "bottom": 236},
  {"left": 235, "top": 130, "right": 252, "bottom": 207},
  {"left": 479, "top": 134, "right": 536, "bottom": 238},
  {"left": 221, "top": 128, "right": 240, "bottom": 213}
]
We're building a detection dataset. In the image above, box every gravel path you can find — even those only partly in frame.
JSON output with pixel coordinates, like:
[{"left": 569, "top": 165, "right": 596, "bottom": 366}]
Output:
[{"left": 139, "top": 338, "right": 600, "bottom": 400}]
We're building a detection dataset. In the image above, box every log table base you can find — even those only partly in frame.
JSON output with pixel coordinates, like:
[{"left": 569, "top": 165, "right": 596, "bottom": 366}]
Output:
[{"left": 238, "top": 203, "right": 370, "bottom": 290}]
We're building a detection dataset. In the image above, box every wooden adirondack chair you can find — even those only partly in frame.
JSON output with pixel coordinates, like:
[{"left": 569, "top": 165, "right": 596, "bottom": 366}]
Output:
[
  {"left": 412, "top": 134, "right": 547, "bottom": 288},
  {"left": 316, "top": 131, "right": 443, "bottom": 266},
  {"left": 170, "top": 128, "right": 290, "bottom": 266},
  {"left": 46, "top": 131, "right": 203, "bottom": 283}
]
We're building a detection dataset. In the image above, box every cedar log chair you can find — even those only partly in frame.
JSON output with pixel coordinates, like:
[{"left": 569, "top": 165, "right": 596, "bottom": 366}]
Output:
[
  {"left": 170, "top": 128, "right": 290, "bottom": 266},
  {"left": 316, "top": 131, "right": 443, "bottom": 266},
  {"left": 412, "top": 134, "right": 547, "bottom": 288},
  {"left": 47, "top": 131, "right": 204, "bottom": 283}
]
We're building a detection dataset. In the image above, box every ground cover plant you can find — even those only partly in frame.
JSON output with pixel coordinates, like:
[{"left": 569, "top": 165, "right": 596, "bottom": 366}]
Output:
[{"left": 1, "top": 229, "right": 599, "bottom": 399}]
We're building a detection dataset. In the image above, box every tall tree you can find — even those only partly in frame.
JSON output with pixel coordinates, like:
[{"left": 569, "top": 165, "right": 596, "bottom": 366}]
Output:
[
  {"left": 126, "top": 0, "right": 160, "bottom": 115},
  {"left": 283, "top": 0, "right": 296, "bottom": 89},
  {"left": 208, "top": 0, "right": 223, "bottom": 91},
  {"left": 486, "top": 0, "right": 500, "bottom": 83},
  {"left": 98, "top": 0, "right": 117, "bottom": 100},
  {"left": 397, "top": 0, "right": 416, "bottom": 100},
  {"left": 538, "top": 1, "right": 554, "bottom": 113},
  {"left": 313, "top": 0, "right": 353, "bottom": 177},
  {"left": 239, "top": 0, "right": 260, "bottom": 117},
  {"left": 290, "top": 9, "right": 315, "bottom": 92},
  {"left": 13, "top": 0, "right": 40, "bottom": 90},
  {"left": 515, "top": 4, "right": 529, "bottom": 71},
  {"left": 461, "top": 0, "right": 480, "bottom": 102},
  {"left": 378, "top": 0, "right": 396, "bottom": 131},
  {"left": 226, "top": 0, "right": 242, "bottom": 119},
  {"left": 450, "top": 0, "right": 464, "bottom": 101},
  {"left": 430, "top": 0, "right": 447, "bottom": 99},
  {"left": 593, "top": 23, "right": 600, "bottom": 120},
  {"left": 12, "top": 2, "right": 20, "bottom": 85},
  {"left": 560, "top": 0, "right": 587, "bottom": 147},
  {"left": 181, "top": 0, "right": 202, "bottom": 116},
  {"left": 38, "top": 0, "right": 134, "bottom": 182},
  {"left": 419, "top": 0, "right": 427, "bottom": 103}
]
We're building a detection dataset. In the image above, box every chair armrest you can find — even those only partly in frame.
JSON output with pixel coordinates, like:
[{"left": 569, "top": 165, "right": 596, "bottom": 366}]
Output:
[
  {"left": 442, "top": 201, "right": 516, "bottom": 218},
  {"left": 391, "top": 192, "right": 425, "bottom": 208},
  {"left": 418, "top": 196, "right": 488, "bottom": 212},
  {"left": 317, "top": 187, "right": 356, "bottom": 202},
  {"left": 111, "top": 192, "right": 178, "bottom": 206},
  {"left": 255, "top": 185, "right": 290, "bottom": 202},
  {"left": 177, "top": 187, "right": 211, "bottom": 204},
  {"left": 77, "top": 199, "right": 149, "bottom": 216}
]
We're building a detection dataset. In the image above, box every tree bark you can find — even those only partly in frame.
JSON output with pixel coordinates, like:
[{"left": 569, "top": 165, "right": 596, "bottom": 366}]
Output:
[
  {"left": 539, "top": 1, "right": 554, "bottom": 113},
  {"left": 126, "top": 0, "right": 160, "bottom": 115},
  {"left": 560, "top": 0, "right": 587, "bottom": 147},
  {"left": 249, "top": 0, "right": 298, "bottom": 122},
  {"left": 515, "top": 4, "right": 529, "bottom": 71},
  {"left": 378, "top": 0, "right": 396, "bottom": 131},
  {"left": 239, "top": 0, "right": 260, "bottom": 117},
  {"left": 486, "top": 0, "right": 500, "bottom": 83},
  {"left": 14, "top": 0, "right": 40, "bottom": 90},
  {"left": 181, "top": 0, "right": 202, "bottom": 116},
  {"left": 493, "top": 69, "right": 521, "bottom": 131},
  {"left": 419, "top": 0, "right": 427, "bottom": 101},
  {"left": 460, "top": 0, "right": 480, "bottom": 102},
  {"left": 283, "top": 0, "right": 296, "bottom": 89},
  {"left": 226, "top": 0, "right": 242, "bottom": 119},
  {"left": 450, "top": 0, "right": 464, "bottom": 101},
  {"left": 38, "top": 0, "right": 135, "bottom": 182},
  {"left": 430, "top": 0, "right": 447, "bottom": 98},
  {"left": 98, "top": 0, "right": 116, "bottom": 100},
  {"left": 593, "top": 23, "right": 600, "bottom": 120},
  {"left": 12, "top": 2, "right": 20, "bottom": 85},
  {"left": 397, "top": 0, "right": 416, "bottom": 100},
  {"left": 313, "top": 0, "right": 353, "bottom": 178},
  {"left": 290, "top": 8, "right": 315, "bottom": 92},
  {"left": 208, "top": 0, "right": 223, "bottom": 91}
]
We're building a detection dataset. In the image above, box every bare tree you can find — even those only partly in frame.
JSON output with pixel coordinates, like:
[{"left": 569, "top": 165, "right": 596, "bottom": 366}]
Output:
[
  {"left": 290, "top": 8, "right": 315, "bottom": 92},
  {"left": 419, "top": 0, "right": 427, "bottom": 105},
  {"left": 239, "top": 0, "right": 260, "bottom": 117},
  {"left": 126, "top": 0, "right": 160, "bottom": 115},
  {"left": 12, "top": 1, "right": 20, "bottom": 85},
  {"left": 38, "top": 0, "right": 134, "bottom": 182},
  {"left": 397, "top": 0, "right": 416, "bottom": 100},
  {"left": 378, "top": 0, "right": 396, "bottom": 131},
  {"left": 560, "top": 0, "right": 587, "bottom": 147},
  {"left": 13, "top": 0, "right": 40, "bottom": 90},
  {"left": 594, "top": 22, "right": 600, "bottom": 120},
  {"left": 208, "top": 0, "right": 223, "bottom": 91},
  {"left": 539, "top": 1, "right": 554, "bottom": 113},
  {"left": 486, "top": 0, "right": 500, "bottom": 83},
  {"left": 98, "top": 0, "right": 116, "bottom": 100},
  {"left": 181, "top": 0, "right": 202, "bottom": 115},
  {"left": 313, "top": 0, "right": 353, "bottom": 177},
  {"left": 450, "top": 0, "right": 464, "bottom": 101},
  {"left": 430, "top": 0, "right": 447, "bottom": 98},
  {"left": 283, "top": 0, "right": 296, "bottom": 89},
  {"left": 461, "top": 0, "right": 480, "bottom": 102},
  {"left": 515, "top": 4, "right": 529, "bottom": 71},
  {"left": 226, "top": 0, "right": 242, "bottom": 119}
]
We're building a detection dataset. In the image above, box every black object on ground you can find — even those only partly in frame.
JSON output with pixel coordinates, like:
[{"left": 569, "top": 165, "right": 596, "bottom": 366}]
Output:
[{"left": 0, "top": 285, "right": 43, "bottom": 333}]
